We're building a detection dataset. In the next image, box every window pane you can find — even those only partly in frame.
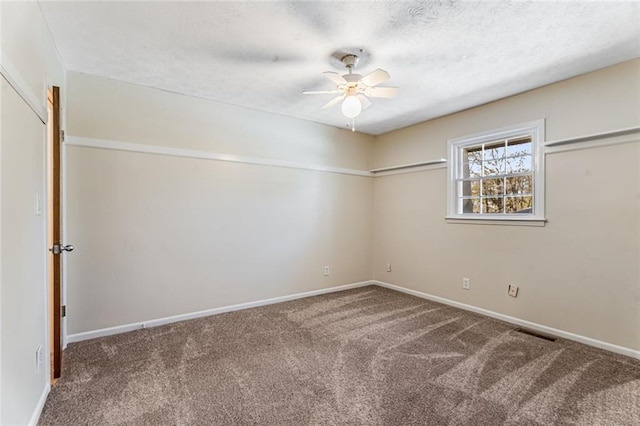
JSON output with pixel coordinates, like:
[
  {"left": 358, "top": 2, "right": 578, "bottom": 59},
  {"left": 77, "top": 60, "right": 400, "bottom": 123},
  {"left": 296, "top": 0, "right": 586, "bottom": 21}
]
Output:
[
  {"left": 461, "top": 180, "right": 480, "bottom": 197},
  {"left": 505, "top": 175, "right": 532, "bottom": 195},
  {"left": 507, "top": 137, "right": 532, "bottom": 157},
  {"left": 484, "top": 141, "right": 506, "bottom": 161},
  {"left": 464, "top": 147, "right": 482, "bottom": 163},
  {"left": 482, "top": 197, "right": 503, "bottom": 213},
  {"left": 461, "top": 198, "right": 481, "bottom": 213},
  {"left": 483, "top": 159, "right": 505, "bottom": 176},
  {"left": 463, "top": 146, "right": 482, "bottom": 178},
  {"left": 462, "top": 161, "right": 482, "bottom": 178},
  {"left": 481, "top": 178, "right": 504, "bottom": 196},
  {"left": 505, "top": 196, "right": 533, "bottom": 213},
  {"left": 506, "top": 155, "right": 532, "bottom": 174}
]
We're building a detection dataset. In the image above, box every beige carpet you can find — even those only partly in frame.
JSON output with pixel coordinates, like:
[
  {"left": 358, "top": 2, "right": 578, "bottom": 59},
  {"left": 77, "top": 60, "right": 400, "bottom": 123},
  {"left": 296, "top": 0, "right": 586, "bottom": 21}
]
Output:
[{"left": 39, "top": 286, "right": 640, "bottom": 425}]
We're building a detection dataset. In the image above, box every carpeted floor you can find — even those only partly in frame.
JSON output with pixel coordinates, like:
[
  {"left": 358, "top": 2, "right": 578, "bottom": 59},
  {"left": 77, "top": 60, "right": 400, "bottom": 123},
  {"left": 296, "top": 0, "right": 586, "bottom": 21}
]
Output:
[{"left": 39, "top": 286, "right": 640, "bottom": 425}]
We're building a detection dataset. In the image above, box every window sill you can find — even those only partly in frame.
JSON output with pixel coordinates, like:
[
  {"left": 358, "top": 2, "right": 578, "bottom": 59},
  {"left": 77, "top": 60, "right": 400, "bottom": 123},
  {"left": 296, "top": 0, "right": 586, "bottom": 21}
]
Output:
[{"left": 445, "top": 217, "right": 547, "bottom": 227}]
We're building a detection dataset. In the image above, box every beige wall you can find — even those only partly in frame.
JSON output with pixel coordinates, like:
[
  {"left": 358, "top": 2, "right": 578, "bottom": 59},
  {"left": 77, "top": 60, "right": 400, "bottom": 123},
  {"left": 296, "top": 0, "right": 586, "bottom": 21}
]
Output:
[
  {"left": 0, "top": 2, "right": 64, "bottom": 424},
  {"left": 67, "top": 62, "right": 640, "bottom": 353},
  {"left": 372, "top": 60, "right": 640, "bottom": 351},
  {"left": 1, "top": 78, "right": 47, "bottom": 426},
  {"left": 65, "top": 72, "right": 374, "bottom": 334},
  {"left": 0, "top": 2, "right": 63, "bottom": 107},
  {"left": 67, "top": 72, "right": 373, "bottom": 170},
  {"left": 373, "top": 60, "right": 640, "bottom": 169}
]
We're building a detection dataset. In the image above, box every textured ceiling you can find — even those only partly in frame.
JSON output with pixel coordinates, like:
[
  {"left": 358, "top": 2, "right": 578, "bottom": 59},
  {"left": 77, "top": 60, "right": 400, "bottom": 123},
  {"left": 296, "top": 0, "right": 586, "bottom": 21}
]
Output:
[{"left": 40, "top": 1, "right": 640, "bottom": 135}]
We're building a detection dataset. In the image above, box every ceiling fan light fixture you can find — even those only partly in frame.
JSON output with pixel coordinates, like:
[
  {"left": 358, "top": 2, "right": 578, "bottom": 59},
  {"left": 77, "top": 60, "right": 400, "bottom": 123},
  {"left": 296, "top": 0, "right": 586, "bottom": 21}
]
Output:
[
  {"left": 303, "top": 49, "right": 398, "bottom": 126},
  {"left": 341, "top": 95, "right": 362, "bottom": 118}
]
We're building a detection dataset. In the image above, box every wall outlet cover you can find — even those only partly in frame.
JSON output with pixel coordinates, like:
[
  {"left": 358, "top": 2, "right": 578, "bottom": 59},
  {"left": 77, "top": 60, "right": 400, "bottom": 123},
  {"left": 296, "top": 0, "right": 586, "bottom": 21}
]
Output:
[
  {"left": 462, "top": 278, "right": 470, "bottom": 290},
  {"left": 508, "top": 285, "right": 519, "bottom": 297}
]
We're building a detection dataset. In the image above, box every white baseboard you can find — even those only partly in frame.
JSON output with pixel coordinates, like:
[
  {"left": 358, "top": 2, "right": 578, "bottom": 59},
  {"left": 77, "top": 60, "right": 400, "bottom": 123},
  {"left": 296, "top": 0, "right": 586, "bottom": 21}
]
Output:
[
  {"left": 67, "top": 280, "right": 375, "bottom": 343},
  {"left": 66, "top": 279, "right": 639, "bottom": 360},
  {"left": 28, "top": 382, "right": 50, "bottom": 426},
  {"left": 373, "top": 280, "right": 640, "bottom": 360}
]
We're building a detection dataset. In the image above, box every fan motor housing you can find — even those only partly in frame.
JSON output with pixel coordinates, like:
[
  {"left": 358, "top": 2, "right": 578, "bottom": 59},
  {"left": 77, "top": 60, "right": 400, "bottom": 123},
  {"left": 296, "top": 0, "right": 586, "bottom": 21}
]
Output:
[
  {"left": 343, "top": 74, "right": 362, "bottom": 82},
  {"left": 329, "top": 48, "right": 370, "bottom": 70},
  {"left": 342, "top": 54, "right": 360, "bottom": 69}
]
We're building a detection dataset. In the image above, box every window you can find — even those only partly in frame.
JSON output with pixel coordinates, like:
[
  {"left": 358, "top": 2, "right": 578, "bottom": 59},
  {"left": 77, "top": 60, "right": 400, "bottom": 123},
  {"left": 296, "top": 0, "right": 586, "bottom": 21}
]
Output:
[{"left": 447, "top": 120, "right": 545, "bottom": 223}]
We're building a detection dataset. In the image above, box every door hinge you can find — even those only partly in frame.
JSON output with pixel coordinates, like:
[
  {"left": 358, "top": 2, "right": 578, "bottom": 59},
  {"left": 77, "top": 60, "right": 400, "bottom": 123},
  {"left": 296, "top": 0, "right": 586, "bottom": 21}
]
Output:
[
  {"left": 61, "top": 130, "right": 65, "bottom": 142},
  {"left": 61, "top": 305, "right": 66, "bottom": 317}
]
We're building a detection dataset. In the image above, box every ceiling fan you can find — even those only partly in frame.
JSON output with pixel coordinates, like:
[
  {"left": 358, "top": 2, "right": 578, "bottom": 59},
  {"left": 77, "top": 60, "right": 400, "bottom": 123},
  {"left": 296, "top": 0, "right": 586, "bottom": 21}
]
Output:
[{"left": 303, "top": 54, "right": 398, "bottom": 128}]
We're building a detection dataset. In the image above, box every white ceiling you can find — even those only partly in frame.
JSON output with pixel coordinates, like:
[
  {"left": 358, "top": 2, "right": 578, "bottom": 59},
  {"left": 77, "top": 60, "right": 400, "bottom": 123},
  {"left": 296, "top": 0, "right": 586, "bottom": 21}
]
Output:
[{"left": 40, "top": 1, "right": 640, "bottom": 135}]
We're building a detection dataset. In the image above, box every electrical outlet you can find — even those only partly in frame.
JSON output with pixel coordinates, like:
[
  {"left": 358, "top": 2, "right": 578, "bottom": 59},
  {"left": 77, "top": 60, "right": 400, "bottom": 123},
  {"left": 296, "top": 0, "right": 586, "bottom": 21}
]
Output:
[
  {"left": 35, "top": 345, "right": 42, "bottom": 373},
  {"left": 323, "top": 266, "right": 330, "bottom": 276},
  {"left": 386, "top": 263, "right": 392, "bottom": 272},
  {"left": 508, "top": 284, "right": 519, "bottom": 297},
  {"left": 462, "top": 278, "right": 470, "bottom": 290}
]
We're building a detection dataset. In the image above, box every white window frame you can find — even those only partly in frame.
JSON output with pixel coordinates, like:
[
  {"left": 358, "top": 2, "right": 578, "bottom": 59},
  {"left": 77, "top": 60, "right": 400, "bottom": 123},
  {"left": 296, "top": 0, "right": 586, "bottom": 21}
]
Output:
[{"left": 446, "top": 119, "right": 546, "bottom": 224}]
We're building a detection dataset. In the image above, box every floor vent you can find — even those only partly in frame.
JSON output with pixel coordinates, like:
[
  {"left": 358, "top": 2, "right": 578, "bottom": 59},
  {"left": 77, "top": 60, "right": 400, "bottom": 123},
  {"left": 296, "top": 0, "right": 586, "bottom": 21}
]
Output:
[{"left": 513, "top": 327, "right": 557, "bottom": 342}]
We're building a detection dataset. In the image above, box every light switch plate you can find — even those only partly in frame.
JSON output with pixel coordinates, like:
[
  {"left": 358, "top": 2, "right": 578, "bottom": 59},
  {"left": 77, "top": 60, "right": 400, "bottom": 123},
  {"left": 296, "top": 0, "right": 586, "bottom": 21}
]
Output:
[{"left": 35, "top": 193, "right": 41, "bottom": 216}]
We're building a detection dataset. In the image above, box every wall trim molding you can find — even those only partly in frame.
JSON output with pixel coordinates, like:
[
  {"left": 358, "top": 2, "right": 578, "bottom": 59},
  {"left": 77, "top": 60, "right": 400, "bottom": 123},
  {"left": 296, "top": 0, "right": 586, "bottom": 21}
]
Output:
[
  {"left": 545, "top": 126, "right": 640, "bottom": 154},
  {"left": 67, "top": 280, "right": 375, "bottom": 343},
  {"left": 373, "top": 280, "right": 640, "bottom": 360},
  {"left": 28, "top": 383, "right": 50, "bottom": 426},
  {"left": 545, "top": 125, "right": 640, "bottom": 147},
  {"left": 371, "top": 126, "right": 640, "bottom": 175},
  {"left": 65, "top": 128, "right": 639, "bottom": 180},
  {"left": 371, "top": 162, "right": 447, "bottom": 176},
  {"left": 370, "top": 159, "right": 447, "bottom": 174},
  {"left": 65, "top": 136, "right": 373, "bottom": 177},
  {"left": 0, "top": 50, "right": 47, "bottom": 124}
]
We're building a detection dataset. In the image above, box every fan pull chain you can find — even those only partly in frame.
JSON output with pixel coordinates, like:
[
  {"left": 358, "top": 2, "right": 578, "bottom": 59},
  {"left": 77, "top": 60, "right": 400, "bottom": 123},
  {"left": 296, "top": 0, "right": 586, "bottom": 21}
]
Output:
[{"left": 351, "top": 118, "right": 355, "bottom": 132}]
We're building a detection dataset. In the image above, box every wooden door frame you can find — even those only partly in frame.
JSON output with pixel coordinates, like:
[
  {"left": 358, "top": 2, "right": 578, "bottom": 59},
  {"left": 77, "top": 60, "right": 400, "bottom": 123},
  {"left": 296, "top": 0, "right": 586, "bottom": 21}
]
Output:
[{"left": 48, "top": 86, "right": 62, "bottom": 381}]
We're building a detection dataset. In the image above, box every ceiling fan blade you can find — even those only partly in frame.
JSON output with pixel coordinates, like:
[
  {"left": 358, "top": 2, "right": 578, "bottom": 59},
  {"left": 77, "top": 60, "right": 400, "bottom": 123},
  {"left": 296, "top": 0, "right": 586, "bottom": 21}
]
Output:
[
  {"left": 321, "top": 95, "right": 345, "bottom": 109},
  {"left": 360, "top": 68, "right": 390, "bottom": 87},
  {"left": 302, "top": 90, "right": 340, "bottom": 95},
  {"left": 323, "top": 71, "right": 347, "bottom": 85},
  {"left": 366, "top": 86, "right": 399, "bottom": 98},
  {"left": 357, "top": 94, "right": 372, "bottom": 109}
]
